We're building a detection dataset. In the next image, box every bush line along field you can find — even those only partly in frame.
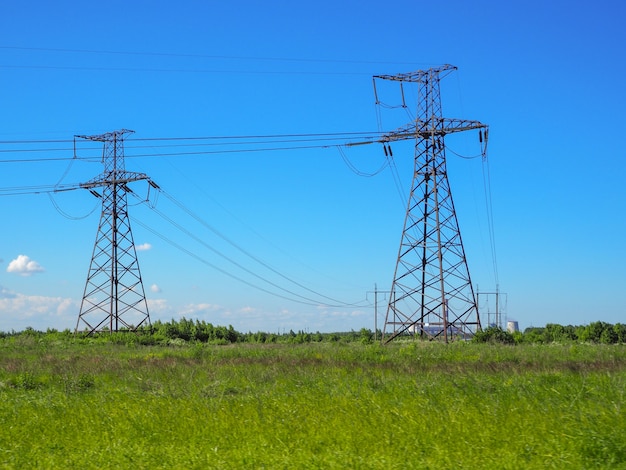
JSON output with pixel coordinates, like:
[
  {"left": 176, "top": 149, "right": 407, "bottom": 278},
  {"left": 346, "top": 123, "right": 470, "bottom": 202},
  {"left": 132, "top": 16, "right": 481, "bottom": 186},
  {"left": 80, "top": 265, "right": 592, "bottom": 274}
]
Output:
[
  {"left": 1, "top": 329, "right": 625, "bottom": 469},
  {"left": 4, "top": 318, "right": 626, "bottom": 345}
]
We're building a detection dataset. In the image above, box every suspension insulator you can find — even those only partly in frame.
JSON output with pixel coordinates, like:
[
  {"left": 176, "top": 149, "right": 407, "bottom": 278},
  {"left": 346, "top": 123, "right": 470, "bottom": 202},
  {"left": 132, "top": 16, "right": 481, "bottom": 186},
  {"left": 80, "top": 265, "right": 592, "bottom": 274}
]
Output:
[
  {"left": 479, "top": 130, "right": 483, "bottom": 143},
  {"left": 383, "top": 144, "right": 388, "bottom": 157},
  {"left": 388, "top": 145, "right": 393, "bottom": 157}
]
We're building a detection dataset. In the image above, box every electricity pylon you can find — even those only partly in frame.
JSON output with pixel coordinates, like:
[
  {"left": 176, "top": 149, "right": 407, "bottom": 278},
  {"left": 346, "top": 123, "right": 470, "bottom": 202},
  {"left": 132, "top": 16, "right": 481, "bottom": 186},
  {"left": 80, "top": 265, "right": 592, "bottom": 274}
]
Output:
[
  {"left": 75, "top": 129, "right": 153, "bottom": 335},
  {"left": 376, "top": 65, "right": 487, "bottom": 343}
]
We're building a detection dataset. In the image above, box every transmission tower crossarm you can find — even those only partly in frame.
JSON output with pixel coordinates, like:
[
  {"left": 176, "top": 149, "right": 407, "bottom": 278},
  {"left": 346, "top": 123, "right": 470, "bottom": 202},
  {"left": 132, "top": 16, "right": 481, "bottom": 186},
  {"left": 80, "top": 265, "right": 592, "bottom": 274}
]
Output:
[
  {"left": 80, "top": 171, "right": 151, "bottom": 189},
  {"left": 75, "top": 129, "right": 135, "bottom": 142},
  {"left": 374, "top": 64, "right": 458, "bottom": 82},
  {"left": 380, "top": 119, "right": 488, "bottom": 143}
]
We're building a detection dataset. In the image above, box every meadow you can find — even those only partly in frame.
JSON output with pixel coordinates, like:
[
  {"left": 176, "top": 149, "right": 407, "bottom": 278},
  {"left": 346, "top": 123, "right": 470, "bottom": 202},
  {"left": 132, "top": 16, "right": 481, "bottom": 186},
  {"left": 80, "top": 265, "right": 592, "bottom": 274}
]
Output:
[{"left": 1, "top": 336, "right": 625, "bottom": 469}]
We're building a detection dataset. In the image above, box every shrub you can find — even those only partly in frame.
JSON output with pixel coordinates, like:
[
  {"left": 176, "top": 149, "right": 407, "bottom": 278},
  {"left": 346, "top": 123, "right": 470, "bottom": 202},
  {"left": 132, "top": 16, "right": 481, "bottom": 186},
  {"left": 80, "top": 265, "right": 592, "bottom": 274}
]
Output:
[{"left": 473, "top": 326, "right": 515, "bottom": 345}]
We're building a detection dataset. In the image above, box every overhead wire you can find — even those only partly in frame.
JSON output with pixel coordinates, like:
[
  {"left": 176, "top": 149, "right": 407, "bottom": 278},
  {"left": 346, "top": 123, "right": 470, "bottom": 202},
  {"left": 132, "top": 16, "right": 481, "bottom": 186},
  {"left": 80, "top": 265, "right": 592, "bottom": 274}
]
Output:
[
  {"left": 47, "top": 139, "right": 99, "bottom": 219},
  {"left": 132, "top": 217, "right": 325, "bottom": 306},
  {"left": 156, "top": 189, "right": 367, "bottom": 307},
  {"left": 102, "top": 171, "right": 370, "bottom": 308},
  {"left": 482, "top": 153, "right": 500, "bottom": 286},
  {"left": 336, "top": 145, "right": 388, "bottom": 177},
  {"left": 158, "top": 155, "right": 367, "bottom": 292},
  {"left": 0, "top": 131, "right": 383, "bottom": 146},
  {"left": 372, "top": 76, "right": 409, "bottom": 208},
  {"left": 130, "top": 189, "right": 368, "bottom": 308},
  {"left": 0, "top": 183, "right": 81, "bottom": 196},
  {"left": 445, "top": 145, "right": 484, "bottom": 160},
  {"left": 127, "top": 131, "right": 383, "bottom": 142},
  {"left": 0, "top": 63, "right": 383, "bottom": 76},
  {"left": 1, "top": 45, "right": 424, "bottom": 66},
  {"left": 0, "top": 131, "right": 385, "bottom": 163},
  {"left": 47, "top": 192, "right": 98, "bottom": 220}
]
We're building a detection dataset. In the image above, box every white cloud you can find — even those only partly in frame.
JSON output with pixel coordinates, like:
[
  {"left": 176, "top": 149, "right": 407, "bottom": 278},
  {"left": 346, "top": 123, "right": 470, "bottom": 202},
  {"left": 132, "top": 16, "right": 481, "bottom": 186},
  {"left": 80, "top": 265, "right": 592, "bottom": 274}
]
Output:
[
  {"left": 135, "top": 243, "right": 152, "bottom": 251},
  {"left": 179, "top": 303, "right": 223, "bottom": 317},
  {"left": 142, "top": 301, "right": 226, "bottom": 324},
  {"left": 6, "top": 255, "right": 44, "bottom": 276},
  {"left": 318, "top": 306, "right": 369, "bottom": 320},
  {"left": 150, "top": 284, "right": 162, "bottom": 293},
  {"left": 146, "top": 298, "right": 171, "bottom": 316},
  {"left": 0, "top": 285, "right": 76, "bottom": 331}
]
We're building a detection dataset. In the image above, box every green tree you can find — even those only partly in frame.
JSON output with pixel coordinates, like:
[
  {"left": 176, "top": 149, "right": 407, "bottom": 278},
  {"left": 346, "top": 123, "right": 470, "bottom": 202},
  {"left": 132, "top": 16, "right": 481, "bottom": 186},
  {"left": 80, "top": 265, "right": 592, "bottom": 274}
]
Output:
[{"left": 359, "top": 328, "right": 374, "bottom": 344}]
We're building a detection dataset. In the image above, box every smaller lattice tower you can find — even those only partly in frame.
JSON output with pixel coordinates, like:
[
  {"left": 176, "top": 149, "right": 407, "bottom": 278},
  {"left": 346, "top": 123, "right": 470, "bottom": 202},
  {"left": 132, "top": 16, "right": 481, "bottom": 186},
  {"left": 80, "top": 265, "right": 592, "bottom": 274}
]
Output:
[
  {"left": 75, "top": 129, "right": 151, "bottom": 335},
  {"left": 376, "top": 65, "right": 487, "bottom": 343}
]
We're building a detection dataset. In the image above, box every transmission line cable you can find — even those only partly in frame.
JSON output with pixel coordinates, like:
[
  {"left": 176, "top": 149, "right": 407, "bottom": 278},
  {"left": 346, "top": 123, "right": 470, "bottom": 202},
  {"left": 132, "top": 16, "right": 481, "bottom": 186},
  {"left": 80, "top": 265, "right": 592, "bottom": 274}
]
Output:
[
  {"left": 133, "top": 211, "right": 364, "bottom": 308},
  {"left": 132, "top": 217, "right": 324, "bottom": 306},
  {"left": 336, "top": 145, "right": 388, "bottom": 177},
  {"left": 372, "top": 84, "right": 408, "bottom": 208},
  {"left": 0, "top": 64, "right": 380, "bottom": 76},
  {"left": 143, "top": 205, "right": 331, "bottom": 305},
  {"left": 1, "top": 45, "right": 423, "bottom": 66},
  {"left": 151, "top": 189, "right": 367, "bottom": 308},
  {"left": 47, "top": 192, "right": 98, "bottom": 220},
  {"left": 0, "top": 131, "right": 383, "bottom": 146},
  {"left": 0, "top": 131, "right": 386, "bottom": 163},
  {"left": 0, "top": 183, "right": 81, "bottom": 196},
  {"left": 159, "top": 156, "right": 366, "bottom": 291},
  {"left": 481, "top": 155, "right": 500, "bottom": 286}
]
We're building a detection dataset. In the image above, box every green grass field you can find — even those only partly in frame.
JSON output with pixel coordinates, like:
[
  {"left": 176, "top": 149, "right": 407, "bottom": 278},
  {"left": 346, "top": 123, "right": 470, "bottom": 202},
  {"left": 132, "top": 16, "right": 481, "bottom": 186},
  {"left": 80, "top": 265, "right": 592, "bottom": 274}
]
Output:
[{"left": 1, "top": 337, "right": 625, "bottom": 469}]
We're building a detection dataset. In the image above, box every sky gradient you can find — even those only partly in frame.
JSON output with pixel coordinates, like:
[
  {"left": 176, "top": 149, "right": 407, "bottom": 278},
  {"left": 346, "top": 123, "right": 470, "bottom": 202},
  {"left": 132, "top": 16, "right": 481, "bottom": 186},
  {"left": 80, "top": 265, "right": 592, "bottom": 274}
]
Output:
[{"left": 1, "top": 0, "right": 625, "bottom": 333}]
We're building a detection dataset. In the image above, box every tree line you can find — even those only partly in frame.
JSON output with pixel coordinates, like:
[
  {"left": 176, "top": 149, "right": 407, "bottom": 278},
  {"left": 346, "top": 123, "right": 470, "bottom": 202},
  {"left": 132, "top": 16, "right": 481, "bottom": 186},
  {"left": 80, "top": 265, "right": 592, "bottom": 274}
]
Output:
[
  {"left": 474, "top": 322, "right": 626, "bottom": 345},
  {"left": 2, "top": 319, "right": 626, "bottom": 345}
]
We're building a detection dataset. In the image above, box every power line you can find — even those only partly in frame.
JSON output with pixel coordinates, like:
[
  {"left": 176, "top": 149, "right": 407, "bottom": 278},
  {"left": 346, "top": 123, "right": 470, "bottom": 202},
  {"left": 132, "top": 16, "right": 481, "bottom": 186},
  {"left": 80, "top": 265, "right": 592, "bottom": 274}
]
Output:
[
  {"left": 336, "top": 145, "right": 388, "bottom": 177},
  {"left": 161, "top": 189, "right": 367, "bottom": 307},
  {"left": 0, "top": 45, "right": 424, "bottom": 66},
  {"left": 0, "top": 64, "right": 378, "bottom": 76},
  {"left": 159, "top": 155, "right": 364, "bottom": 292},
  {"left": 47, "top": 192, "right": 98, "bottom": 220},
  {"left": 0, "top": 155, "right": 96, "bottom": 164},
  {"left": 133, "top": 211, "right": 366, "bottom": 309},
  {"left": 482, "top": 155, "right": 500, "bottom": 286},
  {"left": 0, "top": 131, "right": 385, "bottom": 163},
  {"left": 0, "top": 183, "right": 81, "bottom": 196},
  {"left": 133, "top": 216, "right": 333, "bottom": 307},
  {"left": 0, "top": 144, "right": 358, "bottom": 164},
  {"left": 0, "top": 131, "right": 383, "bottom": 145},
  {"left": 134, "top": 189, "right": 367, "bottom": 308}
]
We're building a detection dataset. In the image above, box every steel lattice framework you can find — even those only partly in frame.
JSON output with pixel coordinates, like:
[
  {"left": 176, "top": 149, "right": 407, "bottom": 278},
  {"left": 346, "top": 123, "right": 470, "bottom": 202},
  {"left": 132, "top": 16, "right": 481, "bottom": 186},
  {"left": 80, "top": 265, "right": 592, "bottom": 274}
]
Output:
[
  {"left": 377, "top": 65, "right": 487, "bottom": 343},
  {"left": 75, "top": 129, "right": 152, "bottom": 335}
]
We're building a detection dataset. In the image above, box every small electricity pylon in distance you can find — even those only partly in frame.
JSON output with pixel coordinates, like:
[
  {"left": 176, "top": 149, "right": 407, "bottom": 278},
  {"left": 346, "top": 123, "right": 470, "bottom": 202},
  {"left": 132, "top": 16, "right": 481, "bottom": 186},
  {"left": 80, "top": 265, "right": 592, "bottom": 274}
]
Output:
[
  {"left": 375, "top": 65, "right": 487, "bottom": 343},
  {"left": 75, "top": 129, "right": 153, "bottom": 335}
]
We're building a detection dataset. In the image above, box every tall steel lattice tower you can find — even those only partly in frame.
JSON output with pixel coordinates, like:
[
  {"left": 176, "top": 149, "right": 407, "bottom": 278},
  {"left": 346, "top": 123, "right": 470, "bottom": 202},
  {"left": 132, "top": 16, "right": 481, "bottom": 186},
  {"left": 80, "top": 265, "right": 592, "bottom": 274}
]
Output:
[
  {"left": 75, "top": 129, "right": 152, "bottom": 335},
  {"left": 377, "top": 65, "right": 487, "bottom": 343}
]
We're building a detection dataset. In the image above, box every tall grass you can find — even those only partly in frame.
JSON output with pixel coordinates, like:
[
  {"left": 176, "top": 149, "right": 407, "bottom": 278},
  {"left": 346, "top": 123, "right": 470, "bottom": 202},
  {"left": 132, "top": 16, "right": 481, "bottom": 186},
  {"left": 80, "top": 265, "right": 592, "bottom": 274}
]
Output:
[{"left": 0, "top": 339, "right": 625, "bottom": 468}]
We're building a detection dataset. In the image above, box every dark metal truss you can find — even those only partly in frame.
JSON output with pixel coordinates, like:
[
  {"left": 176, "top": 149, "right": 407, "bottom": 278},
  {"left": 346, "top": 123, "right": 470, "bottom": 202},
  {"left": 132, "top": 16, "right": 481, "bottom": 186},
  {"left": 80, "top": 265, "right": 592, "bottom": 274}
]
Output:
[
  {"left": 74, "top": 129, "right": 152, "bottom": 335},
  {"left": 377, "top": 65, "right": 486, "bottom": 343}
]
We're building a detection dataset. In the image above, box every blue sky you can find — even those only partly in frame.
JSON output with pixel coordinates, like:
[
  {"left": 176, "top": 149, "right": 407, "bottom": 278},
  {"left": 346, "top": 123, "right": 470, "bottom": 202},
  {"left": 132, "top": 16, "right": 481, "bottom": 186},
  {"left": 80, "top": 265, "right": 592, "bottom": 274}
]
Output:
[{"left": 1, "top": 0, "right": 624, "bottom": 333}]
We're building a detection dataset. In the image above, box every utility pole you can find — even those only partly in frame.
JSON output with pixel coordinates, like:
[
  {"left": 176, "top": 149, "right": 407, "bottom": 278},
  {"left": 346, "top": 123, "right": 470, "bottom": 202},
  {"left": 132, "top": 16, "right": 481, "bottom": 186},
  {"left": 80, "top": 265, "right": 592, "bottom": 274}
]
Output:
[
  {"left": 477, "top": 286, "right": 507, "bottom": 329},
  {"left": 375, "top": 65, "right": 487, "bottom": 343},
  {"left": 367, "top": 284, "right": 393, "bottom": 341},
  {"left": 75, "top": 129, "right": 155, "bottom": 335},
  {"left": 374, "top": 284, "right": 378, "bottom": 340}
]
